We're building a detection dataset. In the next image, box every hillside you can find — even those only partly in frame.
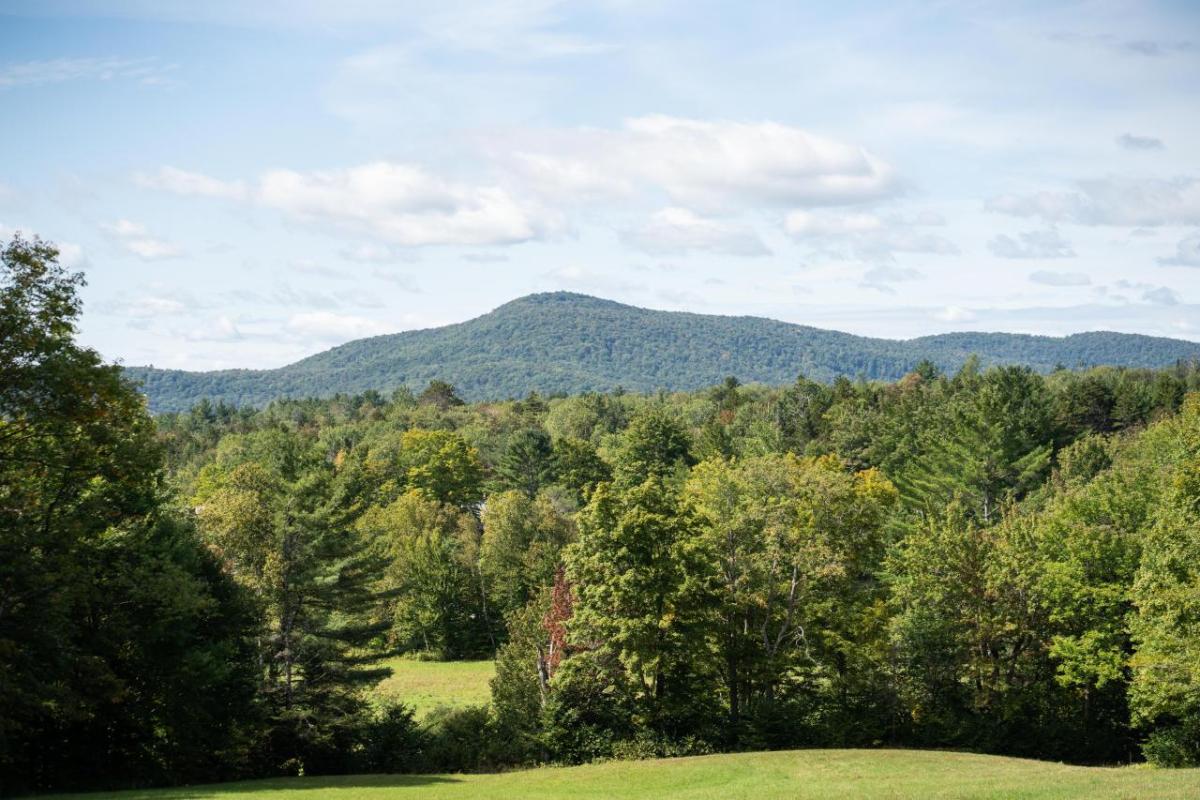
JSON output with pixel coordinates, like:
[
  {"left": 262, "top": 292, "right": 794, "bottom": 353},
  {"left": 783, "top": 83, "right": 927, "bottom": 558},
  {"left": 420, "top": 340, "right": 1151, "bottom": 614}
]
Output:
[
  {"left": 124, "top": 292, "right": 1200, "bottom": 412},
  {"left": 46, "top": 750, "right": 1200, "bottom": 800}
]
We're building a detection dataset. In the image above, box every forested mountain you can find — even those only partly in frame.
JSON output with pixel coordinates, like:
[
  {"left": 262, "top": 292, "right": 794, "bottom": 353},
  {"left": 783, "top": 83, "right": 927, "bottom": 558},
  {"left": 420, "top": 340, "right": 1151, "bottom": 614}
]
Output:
[
  {"left": 13, "top": 236, "right": 1200, "bottom": 794},
  {"left": 125, "top": 292, "right": 1200, "bottom": 412}
]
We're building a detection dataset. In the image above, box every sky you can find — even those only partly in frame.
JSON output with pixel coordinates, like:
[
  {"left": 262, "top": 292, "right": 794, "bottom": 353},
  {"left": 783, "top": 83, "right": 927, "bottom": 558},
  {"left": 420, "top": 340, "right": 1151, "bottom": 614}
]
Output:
[{"left": 1, "top": 0, "right": 1198, "bottom": 371}]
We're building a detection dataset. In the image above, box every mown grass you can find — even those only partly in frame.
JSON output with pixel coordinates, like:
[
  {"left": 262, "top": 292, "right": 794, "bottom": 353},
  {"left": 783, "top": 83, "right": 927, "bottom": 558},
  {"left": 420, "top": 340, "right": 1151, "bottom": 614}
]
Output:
[
  {"left": 49, "top": 749, "right": 1200, "bottom": 800},
  {"left": 369, "top": 657, "right": 494, "bottom": 719}
]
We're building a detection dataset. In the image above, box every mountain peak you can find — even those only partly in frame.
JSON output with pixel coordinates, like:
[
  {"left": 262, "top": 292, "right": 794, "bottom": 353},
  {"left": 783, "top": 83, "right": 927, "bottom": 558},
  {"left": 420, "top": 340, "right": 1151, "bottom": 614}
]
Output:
[{"left": 124, "top": 295, "right": 1200, "bottom": 412}]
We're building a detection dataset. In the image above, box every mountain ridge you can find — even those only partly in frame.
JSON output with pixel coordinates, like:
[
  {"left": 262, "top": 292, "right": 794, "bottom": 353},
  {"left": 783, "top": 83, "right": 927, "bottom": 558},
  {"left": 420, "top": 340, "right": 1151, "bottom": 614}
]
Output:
[{"left": 124, "top": 292, "right": 1200, "bottom": 412}]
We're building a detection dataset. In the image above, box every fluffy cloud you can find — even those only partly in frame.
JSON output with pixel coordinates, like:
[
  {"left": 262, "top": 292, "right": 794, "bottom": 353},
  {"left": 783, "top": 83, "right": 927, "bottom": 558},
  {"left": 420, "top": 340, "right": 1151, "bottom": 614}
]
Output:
[
  {"left": 784, "top": 211, "right": 884, "bottom": 237},
  {"left": 284, "top": 311, "right": 391, "bottom": 341},
  {"left": 259, "top": 162, "right": 553, "bottom": 246},
  {"left": 935, "top": 305, "right": 976, "bottom": 323},
  {"left": 138, "top": 162, "right": 554, "bottom": 247},
  {"left": 620, "top": 207, "right": 770, "bottom": 256},
  {"left": 986, "top": 177, "right": 1200, "bottom": 226},
  {"left": 1030, "top": 270, "right": 1090, "bottom": 286},
  {"left": 1116, "top": 133, "right": 1164, "bottom": 151},
  {"left": 988, "top": 228, "right": 1075, "bottom": 259},
  {"left": 784, "top": 210, "right": 957, "bottom": 261},
  {"left": 136, "top": 116, "right": 898, "bottom": 251},
  {"left": 134, "top": 166, "right": 247, "bottom": 199},
  {"left": 506, "top": 116, "right": 899, "bottom": 212},
  {"left": 101, "top": 219, "right": 182, "bottom": 260},
  {"left": 1158, "top": 234, "right": 1200, "bottom": 267},
  {"left": 54, "top": 241, "right": 88, "bottom": 269}
]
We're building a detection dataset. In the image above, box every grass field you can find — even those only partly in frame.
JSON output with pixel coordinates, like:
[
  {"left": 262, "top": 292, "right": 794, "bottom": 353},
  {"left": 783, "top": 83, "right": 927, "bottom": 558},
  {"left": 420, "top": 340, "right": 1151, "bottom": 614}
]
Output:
[
  {"left": 50, "top": 749, "right": 1200, "bottom": 800},
  {"left": 370, "top": 657, "right": 494, "bottom": 719}
]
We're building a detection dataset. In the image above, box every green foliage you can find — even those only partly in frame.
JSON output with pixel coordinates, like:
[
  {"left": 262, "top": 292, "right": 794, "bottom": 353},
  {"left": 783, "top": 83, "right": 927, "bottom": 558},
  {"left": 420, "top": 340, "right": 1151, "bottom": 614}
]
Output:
[
  {"left": 495, "top": 428, "right": 556, "bottom": 497},
  {"left": 0, "top": 236, "right": 261, "bottom": 793},
  {"left": 480, "top": 490, "right": 573, "bottom": 617},
  {"left": 193, "top": 431, "right": 387, "bottom": 773},
  {"left": 16, "top": 236, "right": 1200, "bottom": 795},
  {"left": 359, "top": 490, "right": 492, "bottom": 658},
  {"left": 125, "top": 292, "right": 1200, "bottom": 413}
]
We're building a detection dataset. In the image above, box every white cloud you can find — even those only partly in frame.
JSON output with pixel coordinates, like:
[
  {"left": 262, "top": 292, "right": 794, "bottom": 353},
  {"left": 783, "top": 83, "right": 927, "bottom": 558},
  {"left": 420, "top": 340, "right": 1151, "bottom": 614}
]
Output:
[
  {"left": 505, "top": 115, "right": 899, "bottom": 212},
  {"left": 99, "top": 293, "right": 192, "bottom": 318},
  {"left": 134, "top": 166, "right": 247, "bottom": 199},
  {"left": 0, "top": 56, "right": 174, "bottom": 88},
  {"left": 785, "top": 211, "right": 884, "bottom": 236},
  {"left": 1159, "top": 234, "right": 1200, "bottom": 267},
  {"left": 935, "top": 305, "right": 976, "bottom": 323},
  {"left": 101, "top": 219, "right": 182, "bottom": 260},
  {"left": 988, "top": 228, "right": 1076, "bottom": 259},
  {"left": 620, "top": 207, "right": 770, "bottom": 256},
  {"left": 258, "top": 162, "right": 554, "bottom": 246},
  {"left": 55, "top": 241, "right": 87, "bottom": 269},
  {"left": 285, "top": 311, "right": 391, "bottom": 341},
  {"left": 1030, "top": 270, "right": 1090, "bottom": 286},
  {"left": 784, "top": 210, "right": 957, "bottom": 261},
  {"left": 986, "top": 177, "right": 1200, "bottom": 227}
]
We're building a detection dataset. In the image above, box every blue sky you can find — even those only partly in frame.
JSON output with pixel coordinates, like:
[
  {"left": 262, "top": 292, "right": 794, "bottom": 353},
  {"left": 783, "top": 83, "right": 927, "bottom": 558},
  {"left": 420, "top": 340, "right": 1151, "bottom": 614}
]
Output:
[{"left": 1, "top": 0, "right": 1198, "bottom": 370}]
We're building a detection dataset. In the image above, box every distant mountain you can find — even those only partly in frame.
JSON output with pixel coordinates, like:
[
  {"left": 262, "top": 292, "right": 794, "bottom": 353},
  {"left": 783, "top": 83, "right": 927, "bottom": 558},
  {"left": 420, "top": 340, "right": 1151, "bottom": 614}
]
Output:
[{"left": 124, "top": 292, "right": 1200, "bottom": 412}]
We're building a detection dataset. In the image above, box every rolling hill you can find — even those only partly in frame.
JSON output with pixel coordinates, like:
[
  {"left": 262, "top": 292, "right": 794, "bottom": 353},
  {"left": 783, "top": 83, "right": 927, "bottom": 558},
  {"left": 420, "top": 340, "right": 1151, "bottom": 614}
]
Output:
[{"left": 124, "top": 292, "right": 1200, "bottom": 412}]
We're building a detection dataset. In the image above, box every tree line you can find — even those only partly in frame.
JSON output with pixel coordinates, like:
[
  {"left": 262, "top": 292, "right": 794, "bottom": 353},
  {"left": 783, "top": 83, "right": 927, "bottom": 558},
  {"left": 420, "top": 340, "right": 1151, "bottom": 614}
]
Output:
[{"left": 4, "top": 236, "right": 1200, "bottom": 794}]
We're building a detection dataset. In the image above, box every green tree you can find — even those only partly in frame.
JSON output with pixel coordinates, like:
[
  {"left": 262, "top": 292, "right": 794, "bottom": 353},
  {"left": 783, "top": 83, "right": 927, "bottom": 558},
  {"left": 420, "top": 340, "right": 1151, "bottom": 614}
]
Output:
[
  {"left": 398, "top": 429, "right": 484, "bottom": 508},
  {"left": 359, "top": 489, "right": 492, "bottom": 658},
  {"left": 495, "top": 428, "right": 556, "bottom": 498},
  {"left": 480, "top": 489, "right": 574, "bottom": 617},
  {"left": 565, "top": 476, "right": 720, "bottom": 734},
  {"left": 194, "top": 434, "right": 385, "bottom": 772},
  {"left": 0, "top": 236, "right": 260, "bottom": 792},
  {"left": 611, "top": 405, "right": 692, "bottom": 487},
  {"left": 551, "top": 436, "right": 612, "bottom": 504}
]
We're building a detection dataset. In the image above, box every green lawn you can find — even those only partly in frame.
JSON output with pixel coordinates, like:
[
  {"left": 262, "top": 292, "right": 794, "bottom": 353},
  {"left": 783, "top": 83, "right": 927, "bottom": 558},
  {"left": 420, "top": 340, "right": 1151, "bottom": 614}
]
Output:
[
  {"left": 50, "top": 749, "right": 1200, "bottom": 800},
  {"left": 370, "top": 657, "right": 494, "bottom": 719}
]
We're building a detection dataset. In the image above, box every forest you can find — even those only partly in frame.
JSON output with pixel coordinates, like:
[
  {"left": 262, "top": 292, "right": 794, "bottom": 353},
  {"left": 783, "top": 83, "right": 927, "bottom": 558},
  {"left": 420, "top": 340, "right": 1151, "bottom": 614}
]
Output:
[
  {"left": 6, "top": 236, "right": 1200, "bottom": 795},
  {"left": 124, "top": 291, "right": 1200, "bottom": 413}
]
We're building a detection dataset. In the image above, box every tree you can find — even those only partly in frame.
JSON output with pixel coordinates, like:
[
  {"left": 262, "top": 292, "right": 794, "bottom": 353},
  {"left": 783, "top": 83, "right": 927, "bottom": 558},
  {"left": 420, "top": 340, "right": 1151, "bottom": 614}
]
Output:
[
  {"left": 418, "top": 380, "right": 466, "bottom": 410},
  {"left": 0, "top": 236, "right": 260, "bottom": 792},
  {"left": 495, "top": 428, "right": 556, "bottom": 498},
  {"left": 896, "top": 365, "right": 1055, "bottom": 523},
  {"left": 611, "top": 405, "right": 692, "bottom": 487},
  {"left": 194, "top": 432, "right": 385, "bottom": 773},
  {"left": 359, "top": 489, "right": 492, "bottom": 658},
  {"left": 565, "top": 476, "right": 720, "bottom": 735},
  {"left": 685, "top": 454, "right": 898, "bottom": 738},
  {"left": 551, "top": 436, "right": 611, "bottom": 504},
  {"left": 398, "top": 429, "right": 484, "bottom": 508},
  {"left": 480, "top": 490, "right": 574, "bottom": 617},
  {"left": 1130, "top": 395, "right": 1200, "bottom": 765}
]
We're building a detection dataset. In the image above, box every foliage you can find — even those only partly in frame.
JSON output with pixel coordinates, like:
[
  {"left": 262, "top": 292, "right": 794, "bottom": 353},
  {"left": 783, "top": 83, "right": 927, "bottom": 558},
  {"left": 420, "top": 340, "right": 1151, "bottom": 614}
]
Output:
[
  {"left": 0, "top": 237, "right": 261, "bottom": 794},
  {"left": 125, "top": 292, "right": 1200, "bottom": 412}
]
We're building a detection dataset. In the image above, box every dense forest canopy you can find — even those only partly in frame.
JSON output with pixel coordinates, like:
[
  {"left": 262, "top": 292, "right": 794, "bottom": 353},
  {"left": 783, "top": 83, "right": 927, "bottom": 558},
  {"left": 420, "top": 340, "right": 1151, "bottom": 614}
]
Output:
[
  {"left": 7, "top": 237, "right": 1200, "bottom": 795},
  {"left": 124, "top": 292, "right": 1200, "bottom": 412}
]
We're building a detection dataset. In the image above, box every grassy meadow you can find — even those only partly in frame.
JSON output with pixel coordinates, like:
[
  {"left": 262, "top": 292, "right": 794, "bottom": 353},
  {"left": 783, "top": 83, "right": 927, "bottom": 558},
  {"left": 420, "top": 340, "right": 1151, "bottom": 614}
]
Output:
[
  {"left": 370, "top": 658, "right": 495, "bottom": 719},
  {"left": 46, "top": 749, "right": 1200, "bottom": 800}
]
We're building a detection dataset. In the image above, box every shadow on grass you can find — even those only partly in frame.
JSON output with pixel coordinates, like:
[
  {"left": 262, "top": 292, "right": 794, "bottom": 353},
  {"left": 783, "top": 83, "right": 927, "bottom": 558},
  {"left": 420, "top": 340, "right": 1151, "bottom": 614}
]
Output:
[{"left": 54, "top": 774, "right": 462, "bottom": 800}]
